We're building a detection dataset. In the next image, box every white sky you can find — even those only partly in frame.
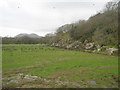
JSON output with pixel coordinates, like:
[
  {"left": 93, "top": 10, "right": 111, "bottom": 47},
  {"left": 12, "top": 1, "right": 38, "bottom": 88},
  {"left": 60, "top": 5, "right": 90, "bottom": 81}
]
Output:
[{"left": 0, "top": 0, "right": 112, "bottom": 37}]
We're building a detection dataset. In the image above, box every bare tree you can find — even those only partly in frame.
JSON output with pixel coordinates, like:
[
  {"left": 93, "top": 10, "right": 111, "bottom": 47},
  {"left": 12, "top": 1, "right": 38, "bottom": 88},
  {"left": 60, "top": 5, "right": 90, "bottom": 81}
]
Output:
[{"left": 105, "top": 0, "right": 119, "bottom": 11}]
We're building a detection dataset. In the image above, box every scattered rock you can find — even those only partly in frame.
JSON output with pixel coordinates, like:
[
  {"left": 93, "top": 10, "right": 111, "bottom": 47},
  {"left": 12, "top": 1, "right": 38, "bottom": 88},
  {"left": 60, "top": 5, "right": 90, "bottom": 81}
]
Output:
[
  {"left": 24, "top": 74, "right": 38, "bottom": 81},
  {"left": 97, "top": 48, "right": 101, "bottom": 52},
  {"left": 85, "top": 43, "right": 95, "bottom": 49},
  {"left": 17, "top": 73, "right": 24, "bottom": 79},
  {"left": 88, "top": 81, "right": 96, "bottom": 85},
  {"left": 106, "top": 48, "right": 118, "bottom": 55}
]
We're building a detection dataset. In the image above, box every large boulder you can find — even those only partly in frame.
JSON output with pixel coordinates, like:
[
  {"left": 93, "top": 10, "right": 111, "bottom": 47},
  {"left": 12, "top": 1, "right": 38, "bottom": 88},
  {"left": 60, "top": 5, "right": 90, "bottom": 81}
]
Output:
[
  {"left": 66, "top": 41, "right": 82, "bottom": 49},
  {"left": 85, "top": 42, "right": 95, "bottom": 49},
  {"left": 66, "top": 44, "right": 73, "bottom": 49},
  {"left": 106, "top": 48, "right": 118, "bottom": 55}
]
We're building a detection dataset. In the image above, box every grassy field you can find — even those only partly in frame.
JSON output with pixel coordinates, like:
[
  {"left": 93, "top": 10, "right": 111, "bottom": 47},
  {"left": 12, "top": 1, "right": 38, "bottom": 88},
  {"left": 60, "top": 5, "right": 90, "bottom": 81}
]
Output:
[{"left": 2, "top": 44, "right": 118, "bottom": 88}]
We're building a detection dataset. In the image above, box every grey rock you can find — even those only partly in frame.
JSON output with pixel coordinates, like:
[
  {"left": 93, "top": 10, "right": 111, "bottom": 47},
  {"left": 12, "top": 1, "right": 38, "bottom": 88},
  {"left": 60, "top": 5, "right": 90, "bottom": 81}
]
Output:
[
  {"left": 106, "top": 48, "right": 118, "bottom": 55},
  {"left": 24, "top": 74, "right": 38, "bottom": 80},
  {"left": 85, "top": 43, "right": 94, "bottom": 49},
  {"left": 88, "top": 81, "right": 96, "bottom": 85}
]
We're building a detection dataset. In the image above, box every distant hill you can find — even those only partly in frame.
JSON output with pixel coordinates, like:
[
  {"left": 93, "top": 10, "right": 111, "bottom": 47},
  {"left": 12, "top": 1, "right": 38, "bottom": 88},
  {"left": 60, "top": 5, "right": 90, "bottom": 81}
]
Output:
[{"left": 15, "top": 33, "right": 41, "bottom": 38}]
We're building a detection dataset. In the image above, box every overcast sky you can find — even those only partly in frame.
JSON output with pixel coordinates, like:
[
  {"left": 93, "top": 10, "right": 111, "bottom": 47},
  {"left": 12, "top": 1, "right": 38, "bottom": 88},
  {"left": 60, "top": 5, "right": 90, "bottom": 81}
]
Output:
[{"left": 0, "top": 0, "right": 112, "bottom": 37}]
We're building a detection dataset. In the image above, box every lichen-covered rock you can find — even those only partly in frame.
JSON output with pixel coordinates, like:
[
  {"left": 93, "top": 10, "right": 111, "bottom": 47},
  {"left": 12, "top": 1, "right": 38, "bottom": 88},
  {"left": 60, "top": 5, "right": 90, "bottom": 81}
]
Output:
[
  {"left": 24, "top": 74, "right": 38, "bottom": 81},
  {"left": 106, "top": 48, "right": 118, "bottom": 55},
  {"left": 85, "top": 42, "right": 95, "bottom": 49}
]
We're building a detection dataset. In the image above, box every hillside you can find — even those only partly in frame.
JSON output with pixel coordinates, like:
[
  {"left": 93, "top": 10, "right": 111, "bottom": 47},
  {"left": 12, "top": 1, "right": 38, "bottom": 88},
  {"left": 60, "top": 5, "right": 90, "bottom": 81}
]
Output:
[
  {"left": 42, "top": 2, "right": 118, "bottom": 55},
  {"left": 46, "top": 2, "right": 118, "bottom": 46}
]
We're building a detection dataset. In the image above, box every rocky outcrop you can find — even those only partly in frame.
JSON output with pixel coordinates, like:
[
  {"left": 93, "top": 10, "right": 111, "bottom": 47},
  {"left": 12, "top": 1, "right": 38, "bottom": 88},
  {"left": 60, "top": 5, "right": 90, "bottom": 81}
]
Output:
[
  {"left": 106, "top": 48, "right": 118, "bottom": 55},
  {"left": 84, "top": 42, "right": 95, "bottom": 49},
  {"left": 3, "top": 73, "right": 82, "bottom": 88},
  {"left": 50, "top": 39, "right": 118, "bottom": 56},
  {"left": 66, "top": 41, "right": 82, "bottom": 49}
]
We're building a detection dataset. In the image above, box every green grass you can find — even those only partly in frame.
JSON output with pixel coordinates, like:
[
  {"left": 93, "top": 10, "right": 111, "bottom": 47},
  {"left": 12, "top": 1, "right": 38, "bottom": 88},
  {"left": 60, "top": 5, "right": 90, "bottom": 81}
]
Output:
[{"left": 2, "top": 44, "right": 118, "bottom": 88}]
